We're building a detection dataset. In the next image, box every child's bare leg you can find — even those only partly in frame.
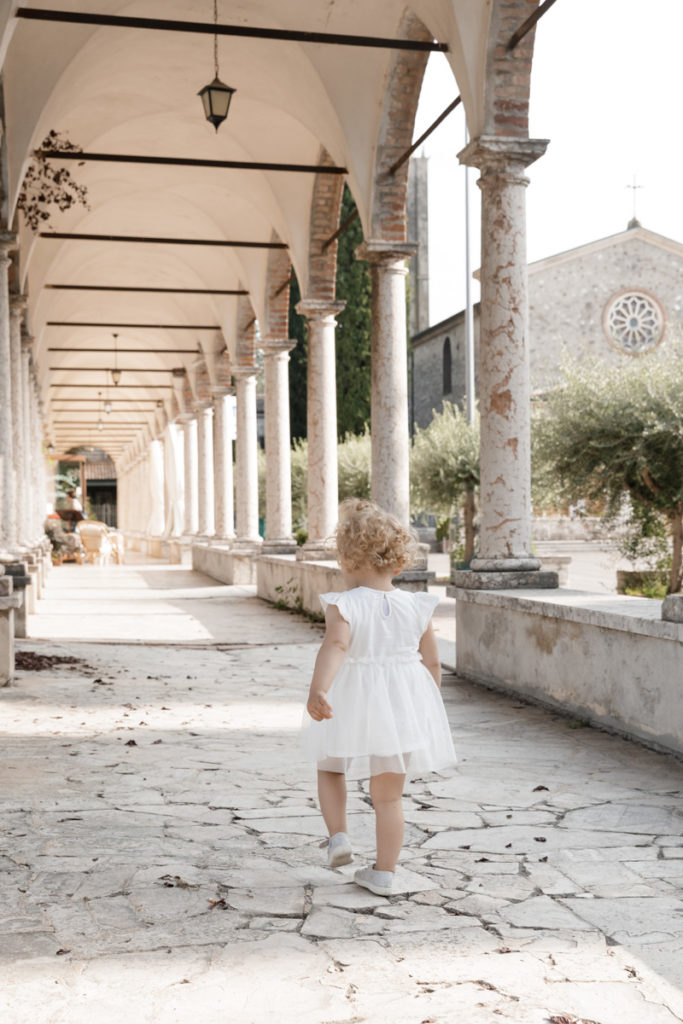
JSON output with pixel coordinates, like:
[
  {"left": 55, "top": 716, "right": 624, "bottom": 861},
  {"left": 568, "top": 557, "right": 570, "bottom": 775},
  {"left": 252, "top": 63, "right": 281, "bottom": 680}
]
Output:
[
  {"left": 317, "top": 770, "right": 347, "bottom": 836},
  {"left": 370, "top": 772, "right": 405, "bottom": 872}
]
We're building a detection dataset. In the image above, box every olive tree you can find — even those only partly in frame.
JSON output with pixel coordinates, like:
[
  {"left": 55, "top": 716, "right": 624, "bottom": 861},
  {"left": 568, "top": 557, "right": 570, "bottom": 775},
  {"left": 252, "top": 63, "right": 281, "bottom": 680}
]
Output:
[
  {"left": 532, "top": 352, "right": 683, "bottom": 593},
  {"left": 410, "top": 402, "right": 480, "bottom": 561}
]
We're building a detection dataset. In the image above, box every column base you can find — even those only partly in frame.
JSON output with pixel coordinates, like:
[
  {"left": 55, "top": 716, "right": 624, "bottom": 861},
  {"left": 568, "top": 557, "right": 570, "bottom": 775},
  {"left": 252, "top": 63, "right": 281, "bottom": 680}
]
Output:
[
  {"left": 470, "top": 557, "right": 541, "bottom": 572},
  {"left": 262, "top": 539, "right": 297, "bottom": 555},
  {"left": 448, "top": 568, "right": 559, "bottom": 594},
  {"left": 231, "top": 537, "right": 263, "bottom": 554},
  {"left": 296, "top": 541, "right": 336, "bottom": 562},
  {"left": 393, "top": 568, "right": 435, "bottom": 593}
]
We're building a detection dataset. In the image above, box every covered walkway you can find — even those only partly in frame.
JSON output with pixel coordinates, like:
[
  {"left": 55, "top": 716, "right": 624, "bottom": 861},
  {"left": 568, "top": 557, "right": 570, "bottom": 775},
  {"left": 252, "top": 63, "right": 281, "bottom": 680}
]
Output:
[{"left": 1, "top": 558, "right": 682, "bottom": 1023}]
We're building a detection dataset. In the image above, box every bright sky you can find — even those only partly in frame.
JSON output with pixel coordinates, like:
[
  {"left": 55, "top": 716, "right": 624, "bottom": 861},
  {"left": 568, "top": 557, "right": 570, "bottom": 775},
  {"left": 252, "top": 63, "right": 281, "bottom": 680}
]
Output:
[{"left": 415, "top": 0, "right": 683, "bottom": 325}]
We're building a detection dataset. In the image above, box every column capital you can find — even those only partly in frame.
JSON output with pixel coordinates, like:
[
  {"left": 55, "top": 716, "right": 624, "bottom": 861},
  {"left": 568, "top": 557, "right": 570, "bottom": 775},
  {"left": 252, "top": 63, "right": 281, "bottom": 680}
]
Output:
[
  {"left": 10, "top": 294, "right": 27, "bottom": 319},
  {"left": 21, "top": 331, "right": 34, "bottom": 352},
  {"left": 177, "top": 411, "right": 197, "bottom": 424},
  {"left": 193, "top": 401, "right": 214, "bottom": 413},
  {"left": 355, "top": 240, "right": 416, "bottom": 266},
  {"left": 458, "top": 135, "right": 549, "bottom": 173},
  {"left": 0, "top": 230, "right": 17, "bottom": 260},
  {"left": 295, "top": 298, "right": 345, "bottom": 323},
  {"left": 211, "top": 385, "right": 235, "bottom": 399},
  {"left": 232, "top": 363, "right": 258, "bottom": 381},
  {"left": 262, "top": 338, "right": 296, "bottom": 357}
]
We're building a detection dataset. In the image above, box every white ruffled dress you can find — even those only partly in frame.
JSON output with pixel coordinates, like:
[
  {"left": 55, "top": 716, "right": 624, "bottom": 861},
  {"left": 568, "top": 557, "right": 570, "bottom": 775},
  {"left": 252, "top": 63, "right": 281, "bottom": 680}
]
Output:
[{"left": 300, "top": 587, "right": 456, "bottom": 779}]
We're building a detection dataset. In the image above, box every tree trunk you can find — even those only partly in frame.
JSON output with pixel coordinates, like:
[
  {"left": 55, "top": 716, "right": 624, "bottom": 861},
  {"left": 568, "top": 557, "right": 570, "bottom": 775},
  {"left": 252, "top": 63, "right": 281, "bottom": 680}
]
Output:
[
  {"left": 669, "top": 508, "right": 683, "bottom": 594},
  {"left": 463, "top": 487, "right": 476, "bottom": 563}
]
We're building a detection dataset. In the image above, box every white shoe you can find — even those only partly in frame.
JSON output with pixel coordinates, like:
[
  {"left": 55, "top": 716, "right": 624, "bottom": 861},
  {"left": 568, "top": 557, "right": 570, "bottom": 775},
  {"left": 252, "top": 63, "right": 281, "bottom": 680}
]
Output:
[
  {"left": 354, "top": 865, "right": 394, "bottom": 896},
  {"left": 327, "top": 832, "right": 353, "bottom": 868}
]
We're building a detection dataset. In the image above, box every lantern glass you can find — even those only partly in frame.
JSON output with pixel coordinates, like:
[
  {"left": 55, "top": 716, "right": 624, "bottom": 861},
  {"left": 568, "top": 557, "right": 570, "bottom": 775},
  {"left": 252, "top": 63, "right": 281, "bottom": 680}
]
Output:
[
  {"left": 111, "top": 368, "right": 122, "bottom": 386},
  {"left": 198, "top": 76, "right": 236, "bottom": 131}
]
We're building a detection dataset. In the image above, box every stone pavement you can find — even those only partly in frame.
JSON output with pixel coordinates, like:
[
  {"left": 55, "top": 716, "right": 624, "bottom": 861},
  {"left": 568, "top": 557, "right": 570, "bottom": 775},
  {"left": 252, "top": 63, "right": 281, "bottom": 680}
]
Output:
[{"left": 1, "top": 558, "right": 683, "bottom": 1023}]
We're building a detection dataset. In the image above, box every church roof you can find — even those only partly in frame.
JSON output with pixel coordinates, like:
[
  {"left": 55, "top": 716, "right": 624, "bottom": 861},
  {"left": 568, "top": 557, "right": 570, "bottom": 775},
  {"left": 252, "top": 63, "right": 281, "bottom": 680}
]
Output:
[{"left": 527, "top": 224, "right": 683, "bottom": 274}]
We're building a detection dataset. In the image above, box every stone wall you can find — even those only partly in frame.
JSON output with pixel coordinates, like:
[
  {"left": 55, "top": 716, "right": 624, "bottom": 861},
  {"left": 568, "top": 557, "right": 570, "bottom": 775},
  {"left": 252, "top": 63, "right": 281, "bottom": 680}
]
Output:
[
  {"left": 529, "top": 229, "right": 683, "bottom": 386},
  {"left": 455, "top": 588, "right": 683, "bottom": 757},
  {"left": 411, "top": 310, "right": 479, "bottom": 430},
  {"left": 411, "top": 227, "right": 683, "bottom": 422}
]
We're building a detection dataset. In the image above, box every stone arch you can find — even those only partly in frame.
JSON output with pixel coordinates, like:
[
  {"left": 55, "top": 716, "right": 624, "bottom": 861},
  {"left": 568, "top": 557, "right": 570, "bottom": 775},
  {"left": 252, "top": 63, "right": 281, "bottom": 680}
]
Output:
[
  {"left": 303, "top": 148, "right": 346, "bottom": 302},
  {"left": 369, "top": 11, "right": 433, "bottom": 242},
  {"left": 235, "top": 293, "right": 258, "bottom": 369},
  {"left": 263, "top": 232, "right": 292, "bottom": 340},
  {"left": 178, "top": 372, "right": 195, "bottom": 415},
  {"left": 213, "top": 346, "right": 233, "bottom": 389},
  {"left": 483, "top": 0, "right": 542, "bottom": 138},
  {"left": 194, "top": 354, "right": 212, "bottom": 405},
  {"left": 168, "top": 390, "right": 182, "bottom": 423}
]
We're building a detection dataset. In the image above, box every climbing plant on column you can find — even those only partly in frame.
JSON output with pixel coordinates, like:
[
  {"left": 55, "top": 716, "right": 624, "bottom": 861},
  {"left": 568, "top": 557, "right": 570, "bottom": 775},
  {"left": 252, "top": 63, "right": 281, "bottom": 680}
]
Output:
[{"left": 532, "top": 351, "right": 683, "bottom": 594}]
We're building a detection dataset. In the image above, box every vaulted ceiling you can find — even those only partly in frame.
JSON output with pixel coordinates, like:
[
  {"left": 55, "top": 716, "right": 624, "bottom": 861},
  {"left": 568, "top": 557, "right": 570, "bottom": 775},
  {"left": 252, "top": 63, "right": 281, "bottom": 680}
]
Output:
[{"left": 0, "top": 0, "right": 518, "bottom": 463}]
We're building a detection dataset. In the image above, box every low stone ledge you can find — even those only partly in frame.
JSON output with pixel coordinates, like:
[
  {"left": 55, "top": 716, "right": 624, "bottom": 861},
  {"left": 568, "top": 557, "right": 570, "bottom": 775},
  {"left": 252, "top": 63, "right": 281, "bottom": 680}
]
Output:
[
  {"left": 192, "top": 542, "right": 256, "bottom": 585},
  {"left": 257, "top": 554, "right": 342, "bottom": 615},
  {"left": 662, "top": 594, "right": 683, "bottom": 623},
  {"left": 453, "top": 586, "right": 683, "bottom": 642},
  {"left": 454, "top": 587, "right": 683, "bottom": 757}
]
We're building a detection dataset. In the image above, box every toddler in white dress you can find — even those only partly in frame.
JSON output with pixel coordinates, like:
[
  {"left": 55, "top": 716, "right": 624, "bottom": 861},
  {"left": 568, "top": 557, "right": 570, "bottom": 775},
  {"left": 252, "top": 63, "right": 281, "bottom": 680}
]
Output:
[{"left": 301, "top": 499, "right": 456, "bottom": 896}]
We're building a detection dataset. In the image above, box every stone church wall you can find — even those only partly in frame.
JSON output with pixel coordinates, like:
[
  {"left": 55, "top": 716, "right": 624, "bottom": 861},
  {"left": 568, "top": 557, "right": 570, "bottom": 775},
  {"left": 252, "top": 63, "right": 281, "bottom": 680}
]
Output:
[
  {"left": 411, "top": 311, "right": 479, "bottom": 430},
  {"left": 410, "top": 228, "right": 683, "bottom": 421},
  {"left": 529, "top": 231, "right": 683, "bottom": 387}
]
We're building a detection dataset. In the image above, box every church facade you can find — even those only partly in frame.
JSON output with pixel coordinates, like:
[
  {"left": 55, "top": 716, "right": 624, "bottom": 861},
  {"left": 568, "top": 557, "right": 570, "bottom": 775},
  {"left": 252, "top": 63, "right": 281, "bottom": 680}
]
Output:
[{"left": 411, "top": 223, "right": 683, "bottom": 430}]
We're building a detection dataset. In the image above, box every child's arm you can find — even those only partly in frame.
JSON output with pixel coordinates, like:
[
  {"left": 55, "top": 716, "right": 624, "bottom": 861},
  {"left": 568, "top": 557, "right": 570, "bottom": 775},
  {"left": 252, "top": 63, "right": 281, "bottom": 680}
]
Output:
[
  {"left": 306, "top": 604, "right": 351, "bottom": 721},
  {"left": 419, "top": 622, "right": 442, "bottom": 688}
]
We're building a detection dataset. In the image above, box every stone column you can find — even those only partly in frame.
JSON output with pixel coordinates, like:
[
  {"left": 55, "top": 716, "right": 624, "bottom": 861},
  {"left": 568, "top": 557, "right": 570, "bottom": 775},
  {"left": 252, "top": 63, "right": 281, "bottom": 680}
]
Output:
[
  {"left": 182, "top": 416, "right": 198, "bottom": 536},
  {"left": 9, "top": 297, "right": 27, "bottom": 548},
  {"left": 147, "top": 438, "right": 165, "bottom": 537},
  {"left": 0, "top": 236, "right": 16, "bottom": 556},
  {"left": 196, "top": 405, "right": 214, "bottom": 538},
  {"left": 233, "top": 366, "right": 262, "bottom": 550},
  {"left": 356, "top": 242, "right": 415, "bottom": 527},
  {"left": 454, "top": 135, "right": 556, "bottom": 589},
  {"left": 20, "top": 337, "right": 34, "bottom": 544},
  {"left": 212, "top": 391, "right": 235, "bottom": 544},
  {"left": 295, "top": 300, "right": 344, "bottom": 559},
  {"left": 263, "top": 340, "right": 297, "bottom": 553}
]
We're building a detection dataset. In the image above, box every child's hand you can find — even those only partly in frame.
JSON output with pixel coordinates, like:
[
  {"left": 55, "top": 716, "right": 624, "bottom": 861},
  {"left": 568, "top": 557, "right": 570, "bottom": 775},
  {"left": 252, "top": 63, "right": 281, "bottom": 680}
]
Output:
[{"left": 307, "top": 691, "right": 333, "bottom": 721}]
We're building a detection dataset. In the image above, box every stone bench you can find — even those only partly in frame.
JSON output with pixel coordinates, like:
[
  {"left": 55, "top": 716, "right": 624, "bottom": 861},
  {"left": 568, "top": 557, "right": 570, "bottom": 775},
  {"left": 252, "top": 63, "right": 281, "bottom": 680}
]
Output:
[
  {"left": 0, "top": 572, "right": 21, "bottom": 685},
  {"left": 1, "top": 562, "right": 31, "bottom": 638},
  {"left": 662, "top": 594, "right": 683, "bottom": 623}
]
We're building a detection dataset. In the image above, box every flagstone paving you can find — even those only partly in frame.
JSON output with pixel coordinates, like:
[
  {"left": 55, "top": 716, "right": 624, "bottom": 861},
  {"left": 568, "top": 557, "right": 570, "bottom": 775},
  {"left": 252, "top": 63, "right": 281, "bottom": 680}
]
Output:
[{"left": 1, "top": 561, "right": 682, "bottom": 1023}]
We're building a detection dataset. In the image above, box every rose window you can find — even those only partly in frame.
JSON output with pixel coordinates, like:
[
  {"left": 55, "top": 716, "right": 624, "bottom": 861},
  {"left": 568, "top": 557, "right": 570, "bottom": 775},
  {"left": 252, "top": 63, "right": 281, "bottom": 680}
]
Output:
[{"left": 604, "top": 291, "right": 664, "bottom": 354}]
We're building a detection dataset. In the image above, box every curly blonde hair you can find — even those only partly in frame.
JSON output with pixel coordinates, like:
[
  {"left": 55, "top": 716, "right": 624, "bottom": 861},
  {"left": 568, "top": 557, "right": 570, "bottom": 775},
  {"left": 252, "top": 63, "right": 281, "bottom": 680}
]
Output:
[{"left": 335, "top": 498, "right": 418, "bottom": 573}]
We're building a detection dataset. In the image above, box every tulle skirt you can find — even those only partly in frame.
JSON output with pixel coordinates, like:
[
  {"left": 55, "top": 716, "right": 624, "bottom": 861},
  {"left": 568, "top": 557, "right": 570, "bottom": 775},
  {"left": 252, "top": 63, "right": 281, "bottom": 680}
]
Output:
[{"left": 300, "top": 658, "right": 457, "bottom": 779}]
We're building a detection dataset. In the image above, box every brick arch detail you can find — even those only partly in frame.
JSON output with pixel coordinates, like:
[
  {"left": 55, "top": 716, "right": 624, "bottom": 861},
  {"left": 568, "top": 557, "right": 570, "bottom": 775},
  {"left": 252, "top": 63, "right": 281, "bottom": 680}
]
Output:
[
  {"left": 369, "top": 10, "right": 432, "bottom": 242},
  {"left": 178, "top": 373, "right": 195, "bottom": 414},
  {"left": 303, "top": 147, "right": 345, "bottom": 302},
  {"left": 169, "top": 390, "right": 182, "bottom": 422},
  {"left": 213, "top": 347, "right": 232, "bottom": 388},
  {"left": 194, "top": 355, "right": 212, "bottom": 405},
  {"left": 235, "top": 293, "right": 258, "bottom": 368},
  {"left": 483, "top": 0, "right": 541, "bottom": 138},
  {"left": 264, "top": 232, "right": 292, "bottom": 340}
]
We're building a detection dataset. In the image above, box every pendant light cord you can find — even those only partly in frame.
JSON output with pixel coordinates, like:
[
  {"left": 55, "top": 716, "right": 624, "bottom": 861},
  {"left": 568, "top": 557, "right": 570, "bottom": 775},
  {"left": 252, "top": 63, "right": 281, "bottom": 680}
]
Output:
[{"left": 213, "top": 0, "right": 219, "bottom": 78}]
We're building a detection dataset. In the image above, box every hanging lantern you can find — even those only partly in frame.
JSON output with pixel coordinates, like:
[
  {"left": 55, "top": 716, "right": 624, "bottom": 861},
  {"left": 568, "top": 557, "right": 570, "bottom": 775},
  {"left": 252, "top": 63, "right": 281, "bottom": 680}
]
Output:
[
  {"left": 199, "top": 0, "right": 235, "bottom": 132},
  {"left": 199, "top": 76, "right": 236, "bottom": 132},
  {"left": 111, "top": 332, "right": 121, "bottom": 385}
]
